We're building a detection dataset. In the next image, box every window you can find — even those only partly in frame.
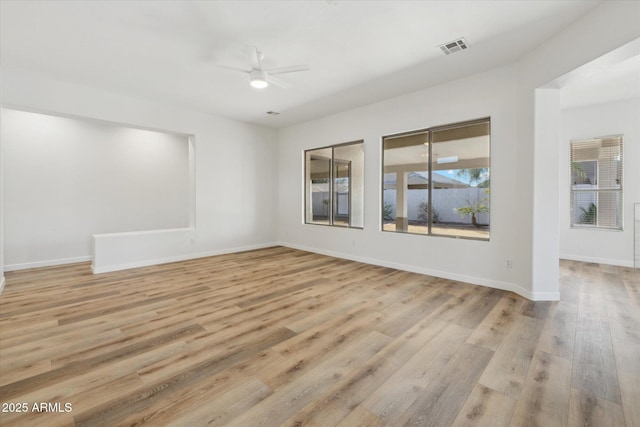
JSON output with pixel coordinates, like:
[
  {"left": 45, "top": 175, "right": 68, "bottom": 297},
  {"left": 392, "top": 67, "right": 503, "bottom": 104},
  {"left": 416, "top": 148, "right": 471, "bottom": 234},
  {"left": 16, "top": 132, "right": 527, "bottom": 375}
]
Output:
[
  {"left": 382, "top": 118, "right": 490, "bottom": 240},
  {"left": 305, "top": 141, "right": 364, "bottom": 228},
  {"left": 570, "top": 135, "right": 623, "bottom": 230}
]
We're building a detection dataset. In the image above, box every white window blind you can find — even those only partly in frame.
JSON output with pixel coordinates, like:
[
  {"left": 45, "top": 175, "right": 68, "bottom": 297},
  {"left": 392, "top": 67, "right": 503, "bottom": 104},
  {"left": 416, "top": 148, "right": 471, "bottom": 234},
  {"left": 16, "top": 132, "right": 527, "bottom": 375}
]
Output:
[{"left": 570, "top": 135, "right": 623, "bottom": 230}]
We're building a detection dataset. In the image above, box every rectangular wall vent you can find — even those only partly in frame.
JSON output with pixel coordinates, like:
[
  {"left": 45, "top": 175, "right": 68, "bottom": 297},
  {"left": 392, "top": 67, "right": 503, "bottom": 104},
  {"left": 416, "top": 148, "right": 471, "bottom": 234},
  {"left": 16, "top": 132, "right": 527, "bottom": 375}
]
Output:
[{"left": 439, "top": 38, "right": 468, "bottom": 55}]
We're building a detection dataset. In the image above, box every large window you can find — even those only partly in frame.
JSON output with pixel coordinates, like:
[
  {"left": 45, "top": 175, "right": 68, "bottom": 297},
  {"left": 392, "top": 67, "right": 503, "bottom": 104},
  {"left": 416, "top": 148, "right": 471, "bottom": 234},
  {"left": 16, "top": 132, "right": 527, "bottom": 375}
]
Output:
[
  {"left": 305, "top": 141, "right": 364, "bottom": 228},
  {"left": 570, "top": 135, "right": 623, "bottom": 230},
  {"left": 382, "top": 118, "right": 490, "bottom": 240}
]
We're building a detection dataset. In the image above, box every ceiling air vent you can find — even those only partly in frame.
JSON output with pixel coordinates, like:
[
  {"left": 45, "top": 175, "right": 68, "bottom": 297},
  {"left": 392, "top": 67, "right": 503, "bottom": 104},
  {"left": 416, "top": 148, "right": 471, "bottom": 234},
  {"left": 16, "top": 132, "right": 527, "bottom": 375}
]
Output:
[
  {"left": 266, "top": 111, "right": 280, "bottom": 116},
  {"left": 439, "top": 38, "right": 468, "bottom": 55}
]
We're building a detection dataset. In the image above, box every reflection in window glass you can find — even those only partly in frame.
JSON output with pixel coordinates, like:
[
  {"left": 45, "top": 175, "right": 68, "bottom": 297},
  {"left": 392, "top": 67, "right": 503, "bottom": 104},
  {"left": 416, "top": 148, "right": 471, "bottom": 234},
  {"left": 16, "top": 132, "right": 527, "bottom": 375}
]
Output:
[
  {"left": 305, "top": 141, "right": 364, "bottom": 228},
  {"left": 306, "top": 147, "right": 332, "bottom": 225},
  {"left": 333, "top": 160, "right": 350, "bottom": 227},
  {"left": 382, "top": 118, "right": 490, "bottom": 240}
]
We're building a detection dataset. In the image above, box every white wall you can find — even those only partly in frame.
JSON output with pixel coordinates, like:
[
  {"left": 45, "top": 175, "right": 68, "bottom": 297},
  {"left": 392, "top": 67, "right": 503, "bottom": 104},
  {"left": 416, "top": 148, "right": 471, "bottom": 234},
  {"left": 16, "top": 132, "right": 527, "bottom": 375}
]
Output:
[
  {"left": 559, "top": 98, "right": 640, "bottom": 267},
  {"left": 279, "top": 64, "right": 528, "bottom": 297},
  {"left": 1, "top": 66, "right": 278, "bottom": 273},
  {"left": 517, "top": 1, "right": 640, "bottom": 298},
  {"left": 278, "top": 1, "right": 640, "bottom": 301},
  {"left": 0, "top": 107, "right": 4, "bottom": 292},
  {"left": 636, "top": 204, "right": 640, "bottom": 267},
  {"left": 3, "top": 109, "right": 191, "bottom": 269},
  {"left": 2, "top": 0, "right": 637, "bottom": 297},
  {"left": 531, "top": 88, "right": 561, "bottom": 301}
]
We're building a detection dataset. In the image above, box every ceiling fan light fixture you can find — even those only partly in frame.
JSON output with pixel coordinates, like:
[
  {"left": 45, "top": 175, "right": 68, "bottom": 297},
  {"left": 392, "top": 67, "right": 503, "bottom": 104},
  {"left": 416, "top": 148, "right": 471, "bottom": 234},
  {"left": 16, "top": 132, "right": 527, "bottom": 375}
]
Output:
[
  {"left": 249, "top": 70, "right": 268, "bottom": 89},
  {"left": 250, "top": 77, "right": 268, "bottom": 89},
  {"left": 222, "top": 47, "right": 309, "bottom": 90}
]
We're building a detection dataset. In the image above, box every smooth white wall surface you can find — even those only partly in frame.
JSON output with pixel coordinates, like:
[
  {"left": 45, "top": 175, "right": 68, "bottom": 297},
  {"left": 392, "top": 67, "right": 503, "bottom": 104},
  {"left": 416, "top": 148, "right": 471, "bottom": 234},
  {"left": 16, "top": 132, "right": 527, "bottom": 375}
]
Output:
[
  {"left": 559, "top": 98, "right": 640, "bottom": 267},
  {"left": 636, "top": 204, "right": 640, "bottom": 268},
  {"left": 1, "top": 0, "right": 637, "bottom": 293},
  {"left": 532, "top": 89, "right": 561, "bottom": 299},
  {"left": 279, "top": 1, "right": 640, "bottom": 300},
  {"left": 3, "top": 109, "right": 190, "bottom": 268},
  {"left": 1, "top": 66, "right": 278, "bottom": 272},
  {"left": 517, "top": 0, "right": 639, "bottom": 296},
  {"left": 279, "top": 64, "right": 528, "bottom": 297},
  {"left": 1, "top": 108, "right": 4, "bottom": 291}
]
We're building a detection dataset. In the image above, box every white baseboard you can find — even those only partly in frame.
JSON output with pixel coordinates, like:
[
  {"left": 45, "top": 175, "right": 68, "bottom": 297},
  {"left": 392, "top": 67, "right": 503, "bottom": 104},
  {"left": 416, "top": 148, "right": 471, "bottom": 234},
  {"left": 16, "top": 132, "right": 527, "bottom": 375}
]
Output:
[
  {"left": 0, "top": 276, "right": 5, "bottom": 295},
  {"left": 5, "top": 256, "right": 92, "bottom": 272},
  {"left": 559, "top": 254, "right": 634, "bottom": 268},
  {"left": 529, "top": 290, "right": 561, "bottom": 301},
  {"left": 3, "top": 243, "right": 564, "bottom": 301},
  {"left": 91, "top": 242, "right": 279, "bottom": 274},
  {"left": 278, "top": 241, "right": 555, "bottom": 301}
]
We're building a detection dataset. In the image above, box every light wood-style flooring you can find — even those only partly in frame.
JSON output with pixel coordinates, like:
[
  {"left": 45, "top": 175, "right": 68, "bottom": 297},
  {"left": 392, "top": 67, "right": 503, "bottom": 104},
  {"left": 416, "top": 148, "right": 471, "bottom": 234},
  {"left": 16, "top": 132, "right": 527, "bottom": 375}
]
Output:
[{"left": 0, "top": 246, "right": 638, "bottom": 426}]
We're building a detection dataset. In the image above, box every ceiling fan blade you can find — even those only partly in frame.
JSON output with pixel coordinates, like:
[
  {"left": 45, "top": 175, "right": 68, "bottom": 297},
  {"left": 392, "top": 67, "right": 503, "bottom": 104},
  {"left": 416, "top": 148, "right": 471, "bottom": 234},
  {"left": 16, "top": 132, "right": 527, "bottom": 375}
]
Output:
[
  {"left": 249, "top": 45, "right": 264, "bottom": 70},
  {"left": 267, "top": 75, "right": 292, "bottom": 89},
  {"left": 264, "top": 64, "right": 310, "bottom": 75},
  {"left": 218, "top": 65, "right": 251, "bottom": 74}
]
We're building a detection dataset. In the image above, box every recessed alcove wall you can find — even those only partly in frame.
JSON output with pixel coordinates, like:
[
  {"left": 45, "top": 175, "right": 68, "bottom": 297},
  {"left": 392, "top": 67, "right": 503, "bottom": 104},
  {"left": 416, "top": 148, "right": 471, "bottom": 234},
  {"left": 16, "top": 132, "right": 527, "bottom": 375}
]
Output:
[{"left": 2, "top": 108, "right": 191, "bottom": 269}]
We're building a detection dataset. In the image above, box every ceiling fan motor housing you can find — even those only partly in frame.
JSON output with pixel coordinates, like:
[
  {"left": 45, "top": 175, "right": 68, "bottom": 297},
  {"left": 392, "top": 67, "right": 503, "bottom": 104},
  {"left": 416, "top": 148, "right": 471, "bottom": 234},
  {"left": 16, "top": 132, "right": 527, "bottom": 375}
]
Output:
[{"left": 249, "top": 69, "right": 269, "bottom": 88}]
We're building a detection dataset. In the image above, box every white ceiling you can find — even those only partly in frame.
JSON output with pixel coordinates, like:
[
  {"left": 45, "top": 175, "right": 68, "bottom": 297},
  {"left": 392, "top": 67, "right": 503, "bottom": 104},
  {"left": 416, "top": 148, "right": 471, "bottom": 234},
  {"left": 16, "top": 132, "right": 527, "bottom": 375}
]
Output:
[
  {"left": 560, "top": 42, "right": 640, "bottom": 109},
  {"left": 1, "top": 1, "right": 608, "bottom": 128}
]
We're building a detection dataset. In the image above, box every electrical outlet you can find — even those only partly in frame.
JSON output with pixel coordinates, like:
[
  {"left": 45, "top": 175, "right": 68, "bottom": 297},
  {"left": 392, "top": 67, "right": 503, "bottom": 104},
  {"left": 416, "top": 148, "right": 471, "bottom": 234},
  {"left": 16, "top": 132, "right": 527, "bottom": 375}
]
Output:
[{"left": 505, "top": 259, "right": 512, "bottom": 269}]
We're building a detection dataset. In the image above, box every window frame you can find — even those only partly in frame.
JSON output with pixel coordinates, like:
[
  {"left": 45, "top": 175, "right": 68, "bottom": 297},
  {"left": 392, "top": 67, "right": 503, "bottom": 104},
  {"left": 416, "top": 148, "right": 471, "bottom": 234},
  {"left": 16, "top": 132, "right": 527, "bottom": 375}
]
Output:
[
  {"left": 569, "top": 135, "right": 623, "bottom": 231},
  {"left": 304, "top": 140, "right": 364, "bottom": 229},
  {"left": 380, "top": 117, "right": 491, "bottom": 241},
  {"left": 333, "top": 159, "right": 352, "bottom": 227}
]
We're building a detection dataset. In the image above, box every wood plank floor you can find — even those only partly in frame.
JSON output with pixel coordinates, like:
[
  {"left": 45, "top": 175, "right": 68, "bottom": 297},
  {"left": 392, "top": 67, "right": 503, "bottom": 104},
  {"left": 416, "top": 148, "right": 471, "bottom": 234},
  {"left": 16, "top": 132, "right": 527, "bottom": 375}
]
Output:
[{"left": 0, "top": 246, "right": 638, "bottom": 426}]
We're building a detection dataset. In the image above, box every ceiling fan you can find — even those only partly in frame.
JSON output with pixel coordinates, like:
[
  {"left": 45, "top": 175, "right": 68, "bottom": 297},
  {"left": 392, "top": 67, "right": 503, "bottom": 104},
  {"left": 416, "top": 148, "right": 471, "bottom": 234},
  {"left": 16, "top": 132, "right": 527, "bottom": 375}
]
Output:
[{"left": 221, "top": 46, "right": 310, "bottom": 89}]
